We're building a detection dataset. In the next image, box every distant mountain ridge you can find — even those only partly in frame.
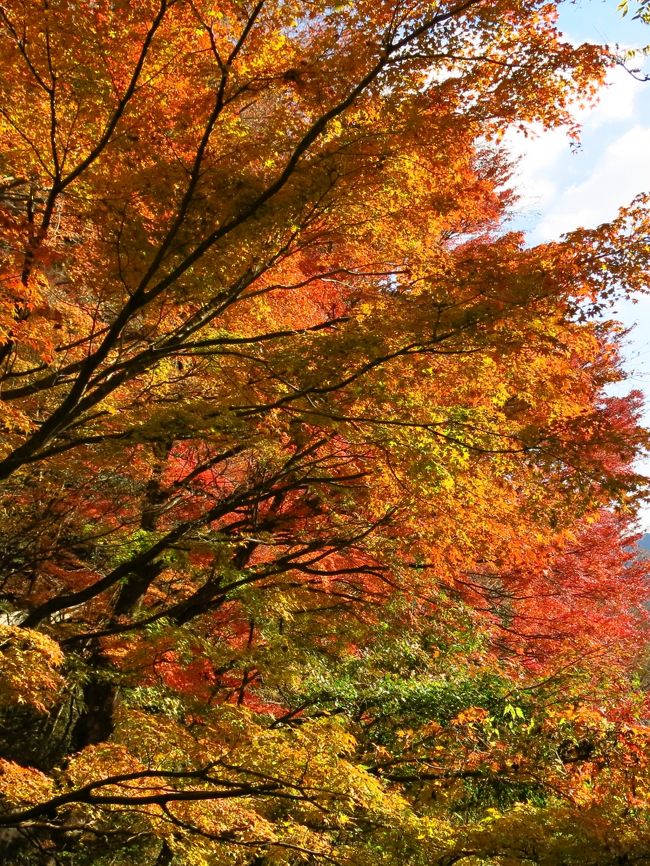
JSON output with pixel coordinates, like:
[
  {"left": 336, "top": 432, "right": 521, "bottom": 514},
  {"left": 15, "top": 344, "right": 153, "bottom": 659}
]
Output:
[{"left": 638, "top": 534, "right": 650, "bottom": 552}]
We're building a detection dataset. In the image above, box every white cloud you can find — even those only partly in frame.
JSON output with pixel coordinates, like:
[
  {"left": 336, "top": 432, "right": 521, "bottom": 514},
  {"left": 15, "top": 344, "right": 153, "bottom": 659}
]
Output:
[
  {"left": 534, "top": 124, "right": 650, "bottom": 240},
  {"left": 577, "top": 64, "right": 640, "bottom": 127},
  {"left": 503, "top": 64, "right": 649, "bottom": 242},
  {"left": 504, "top": 125, "right": 569, "bottom": 213}
]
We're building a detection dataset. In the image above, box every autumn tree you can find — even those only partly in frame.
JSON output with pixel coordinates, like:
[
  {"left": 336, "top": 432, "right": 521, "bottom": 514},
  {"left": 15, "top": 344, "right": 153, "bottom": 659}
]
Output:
[{"left": 0, "top": 0, "right": 649, "bottom": 864}]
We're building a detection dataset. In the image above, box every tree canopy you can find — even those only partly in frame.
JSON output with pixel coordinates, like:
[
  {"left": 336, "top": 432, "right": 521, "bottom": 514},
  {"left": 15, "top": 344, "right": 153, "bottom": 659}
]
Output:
[{"left": 0, "top": 1, "right": 649, "bottom": 864}]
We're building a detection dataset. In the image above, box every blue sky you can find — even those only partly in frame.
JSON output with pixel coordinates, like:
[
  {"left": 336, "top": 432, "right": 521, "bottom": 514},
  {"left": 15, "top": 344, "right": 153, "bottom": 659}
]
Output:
[{"left": 506, "top": 0, "right": 650, "bottom": 526}]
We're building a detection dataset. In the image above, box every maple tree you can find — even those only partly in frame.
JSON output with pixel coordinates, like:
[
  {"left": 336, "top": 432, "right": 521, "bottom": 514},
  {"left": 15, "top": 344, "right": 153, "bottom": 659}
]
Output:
[{"left": 1, "top": 0, "right": 650, "bottom": 864}]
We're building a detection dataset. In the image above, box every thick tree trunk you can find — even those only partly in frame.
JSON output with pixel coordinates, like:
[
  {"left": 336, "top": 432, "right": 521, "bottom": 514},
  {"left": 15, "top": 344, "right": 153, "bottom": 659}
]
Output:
[{"left": 70, "top": 674, "right": 116, "bottom": 750}]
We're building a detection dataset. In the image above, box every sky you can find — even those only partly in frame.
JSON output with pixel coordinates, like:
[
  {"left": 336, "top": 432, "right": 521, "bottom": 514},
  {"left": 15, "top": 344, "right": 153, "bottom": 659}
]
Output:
[{"left": 505, "top": 0, "right": 650, "bottom": 527}]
